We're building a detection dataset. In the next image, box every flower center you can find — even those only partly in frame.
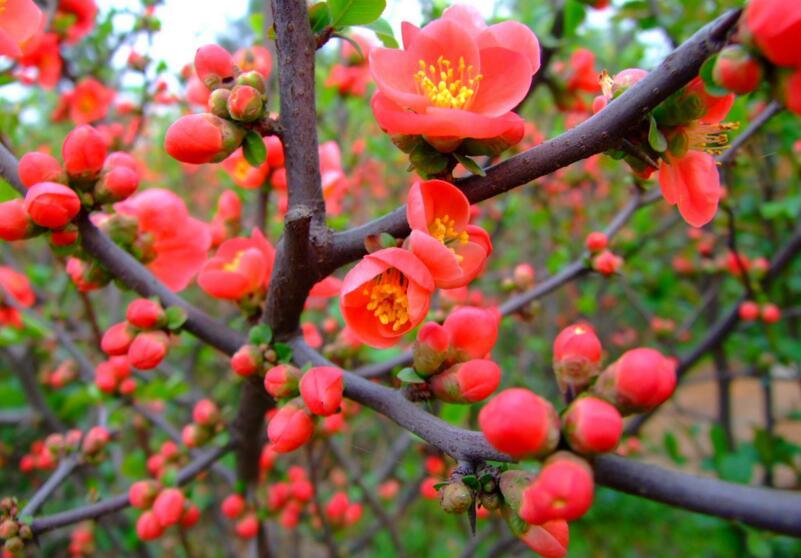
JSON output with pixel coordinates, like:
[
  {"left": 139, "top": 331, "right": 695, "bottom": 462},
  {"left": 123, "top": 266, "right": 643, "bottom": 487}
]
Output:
[
  {"left": 414, "top": 56, "right": 482, "bottom": 110},
  {"left": 234, "top": 159, "right": 251, "bottom": 181},
  {"left": 223, "top": 250, "right": 246, "bottom": 272},
  {"left": 685, "top": 121, "right": 739, "bottom": 155},
  {"left": 430, "top": 215, "right": 469, "bottom": 261},
  {"left": 362, "top": 269, "right": 410, "bottom": 331}
]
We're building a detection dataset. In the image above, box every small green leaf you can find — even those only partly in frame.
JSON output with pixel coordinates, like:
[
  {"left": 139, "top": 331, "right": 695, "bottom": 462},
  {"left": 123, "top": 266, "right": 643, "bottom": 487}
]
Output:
[
  {"left": 453, "top": 153, "right": 486, "bottom": 177},
  {"left": 379, "top": 232, "right": 396, "bottom": 248},
  {"left": 249, "top": 13, "right": 264, "bottom": 39},
  {"left": 274, "top": 342, "right": 293, "bottom": 363},
  {"left": 648, "top": 115, "right": 668, "bottom": 153},
  {"left": 249, "top": 324, "right": 273, "bottom": 345},
  {"left": 362, "top": 18, "right": 397, "bottom": 48},
  {"left": 396, "top": 367, "right": 425, "bottom": 384},
  {"left": 165, "top": 306, "right": 188, "bottom": 331},
  {"left": 409, "top": 142, "right": 449, "bottom": 178},
  {"left": 328, "top": 0, "right": 386, "bottom": 28},
  {"left": 243, "top": 131, "right": 267, "bottom": 167},
  {"left": 461, "top": 475, "right": 479, "bottom": 490},
  {"left": 309, "top": 2, "right": 331, "bottom": 34},
  {"left": 432, "top": 481, "right": 448, "bottom": 491}
]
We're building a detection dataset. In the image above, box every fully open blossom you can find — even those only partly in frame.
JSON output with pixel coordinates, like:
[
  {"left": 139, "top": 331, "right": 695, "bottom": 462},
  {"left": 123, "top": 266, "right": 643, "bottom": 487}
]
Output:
[
  {"left": 18, "top": 31, "right": 63, "bottom": 89},
  {"left": 340, "top": 248, "right": 434, "bottom": 348},
  {"left": 65, "top": 78, "right": 116, "bottom": 125},
  {"left": 407, "top": 179, "right": 491, "bottom": 288},
  {"left": 57, "top": 0, "right": 98, "bottom": 44},
  {"left": 233, "top": 46, "right": 272, "bottom": 79},
  {"left": 198, "top": 233, "right": 271, "bottom": 300},
  {"left": 369, "top": 4, "right": 539, "bottom": 144},
  {"left": 222, "top": 145, "right": 270, "bottom": 189},
  {"left": 0, "top": 0, "right": 42, "bottom": 58},
  {"left": 326, "top": 33, "right": 373, "bottom": 96},
  {"left": 744, "top": 0, "right": 801, "bottom": 69},
  {"left": 115, "top": 189, "right": 211, "bottom": 291}
]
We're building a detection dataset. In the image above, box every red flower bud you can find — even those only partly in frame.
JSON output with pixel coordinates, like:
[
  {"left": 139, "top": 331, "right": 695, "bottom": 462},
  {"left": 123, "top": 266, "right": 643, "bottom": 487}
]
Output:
[
  {"left": 0, "top": 200, "right": 36, "bottom": 241},
  {"left": 227, "top": 85, "right": 264, "bottom": 122},
  {"left": 135, "top": 510, "right": 164, "bottom": 541},
  {"left": 412, "top": 322, "right": 451, "bottom": 376},
  {"left": 563, "top": 397, "right": 623, "bottom": 454},
  {"left": 429, "top": 359, "right": 501, "bottom": 404},
  {"left": 518, "top": 520, "right": 569, "bottom": 558},
  {"left": 95, "top": 166, "right": 140, "bottom": 203},
  {"left": 235, "top": 513, "right": 259, "bottom": 539},
  {"left": 23, "top": 182, "right": 81, "bottom": 229},
  {"left": 592, "top": 348, "right": 676, "bottom": 414},
  {"left": 62, "top": 125, "right": 108, "bottom": 179},
  {"left": 221, "top": 494, "right": 247, "bottom": 519},
  {"left": 152, "top": 488, "right": 185, "bottom": 527},
  {"left": 18, "top": 152, "right": 65, "bottom": 188},
  {"left": 231, "top": 344, "right": 263, "bottom": 376},
  {"left": 126, "top": 298, "right": 165, "bottom": 329},
  {"left": 181, "top": 423, "right": 207, "bottom": 448},
  {"left": 265, "top": 136, "right": 285, "bottom": 167},
  {"left": 291, "top": 479, "right": 314, "bottom": 502},
  {"left": 164, "top": 113, "right": 245, "bottom": 164},
  {"left": 584, "top": 231, "right": 608, "bottom": 253},
  {"left": 552, "top": 323, "right": 602, "bottom": 393},
  {"left": 738, "top": 300, "right": 760, "bottom": 322},
  {"left": 194, "top": 44, "right": 235, "bottom": 89},
  {"left": 264, "top": 364, "right": 302, "bottom": 398},
  {"left": 761, "top": 303, "right": 781, "bottom": 324},
  {"left": 128, "top": 480, "right": 160, "bottom": 510},
  {"left": 442, "top": 306, "right": 500, "bottom": 360},
  {"left": 712, "top": 45, "right": 762, "bottom": 95},
  {"left": 519, "top": 452, "right": 594, "bottom": 525},
  {"left": 50, "top": 227, "right": 78, "bottom": 246},
  {"left": 267, "top": 400, "right": 314, "bottom": 453},
  {"left": 478, "top": 388, "right": 560, "bottom": 459},
  {"left": 101, "top": 321, "right": 136, "bottom": 356},
  {"left": 592, "top": 250, "right": 622, "bottom": 276},
  {"left": 299, "top": 366, "right": 343, "bottom": 416},
  {"left": 513, "top": 263, "right": 536, "bottom": 289},
  {"left": 128, "top": 331, "right": 170, "bottom": 370},
  {"left": 192, "top": 399, "right": 220, "bottom": 426},
  {"left": 181, "top": 503, "right": 201, "bottom": 527},
  {"left": 82, "top": 426, "right": 110, "bottom": 455}
]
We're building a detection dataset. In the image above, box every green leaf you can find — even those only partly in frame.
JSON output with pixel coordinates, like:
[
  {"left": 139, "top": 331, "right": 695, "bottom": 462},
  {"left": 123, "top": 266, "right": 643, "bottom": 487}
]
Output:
[
  {"left": 461, "top": 475, "right": 479, "bottom": 490},
  {"left": 409, "top": 142, "right": 449, "bottom": 178},
  {"left": 699, "top": 54, "right": 730, "bottom": 97},
  {"left": 243, "top": 131, "right": 267, "bottom": 167},
  {"left": 249, "top": 13, "right": 264, "bottom": 39},
  {"left": 165, "top": 306, "right": 187, "bottom": 331},
  {"left": 362, "top": 18, "right": 397, "bottom": 48},
  {"left": 249, "top": 324, "right": 273, "bottom": 345},
  {"left": 328, "top": 0, "right": 386, "bottom": 27},
  {"left": 432, "top": 481, "right": 448, "bottom": 490},
  {"left": 453, "top": 153, "right": 486, "bottom": 177},
  {"left": 563, "top": 0, "right": 587, "bottom": 37},
  {"left": 379, "top": 232, "right": 397, "bottom": 248},
  {"left": 663, "top": 431, "right": 686, "bottom": 465},
  {"left": 648, "top": 115, "right": 668, "bottom": 153},
  {"left": 309, "top": 2, "right": 331, "bottom": 34},
  {"left": 396, "top": 367, "right": 425, "bottom": 384},
  {"left": 274, "top": 342, "right": 293, "bottom": 363}
]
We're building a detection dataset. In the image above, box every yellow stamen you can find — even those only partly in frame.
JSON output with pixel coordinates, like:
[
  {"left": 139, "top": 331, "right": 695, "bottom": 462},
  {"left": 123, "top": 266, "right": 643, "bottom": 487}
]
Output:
[
  {"left": 233, "top": 159, "right": 251, "bottom": 182},
  {"left": 414, "top": 56, "right": 483, "bottom": 110},
  {"left": 429, "top": 214, "right": 469, "bottom": 261},
  {"left": 686, "top": 121, "right": 739, "bottom": 156},
  {"left": 599, "top": 70, "right": 613, "bottom": 99},
  {"left": 222, "top": 250, "right": 246, "bottom": 272},
  {"left": 362, "top": 269, "right": 410, "bottom": 331}
]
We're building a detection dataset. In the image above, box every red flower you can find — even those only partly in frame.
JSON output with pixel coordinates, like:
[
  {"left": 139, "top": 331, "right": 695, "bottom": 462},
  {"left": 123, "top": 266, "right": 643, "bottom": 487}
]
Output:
[
  {"left": 62, "top": 125, "right": 108, "bottom": 180},
  {"left": 712, "top": 45, "right": 762, "bottom": 95},
  {"left": 23, "top": 182, "right": 81, "bottom": 229},
  {"left": 658, "top": 150, "right": 722, "bottom": 227},
  {"left": 518, "top": 521, "right": 569, "bottom": 558},
  {"left": 233, "top": 46, "right": 273, "bottom": 79},
  {"left": 406, "top": 179, "right": 491, "bottom": 288},
  {"left": 18, "top": 152, "right": 65, "bottom": 188},
  {"left": 566, "top": 48, "right": 600, "bottom": 93},
  {"left": 340, "top": 248, "right": 435, "bottom": 348},
  {"left": 591, "top": 249, "right": 622, "bottom": 276},
  {"left": 129, "top": 480, "right": 160, "bottom": 510},
  {"left": 584, "top": 231, "right": 607, "bottom": 253},
  {"left": 128, "top": 331, "right": 169, "bottom": 370},
  {"left": 761, "top": 303, "right": 781, "bottom": 324},
  {"left": 0, "top": 267, "right": 34, "bottom": 329},
  {"left": 222, "top": 145, "right": 270, "bottom": 189},
  {"left": 195, "top": 44, "right": 235, "bottom": 89},
  {"left": 369, "top": 5, "right": 538, "bottom": 143},
  {"left": 442, "top": 305, "right": 500, "bottom": 360},
  {"left": 592, "top": 347, "right": 676, "bottom": 414},
  {"left": 412, "top": 322, "right": 451, "bottom": 375},
  {"left": 325, "top": 33, "right": 373, "bottom": 96},
  {"left": 57, "top": 0, "right": 98, "bottom": 44},
  {"left": 552, "top": 323, "right": 602, "bottom": 392},
  {"left": 563, "top": 397, "right": 623, "bottom": 454},
  {"left": 18, "top": 32, "right": 62, "bottom": 89},
  {"left": 126, "top": 298, "right": 165, "bottom": 329},
  {"left": 221, "top": 494, "right": 246, "bottom": 519},
  {"left": 135, "top": 511, "right": 163, "bottom": 541},
  {"left": 267, "top": 400, "right": 315, "bottom": 453},
  {"left": 0, "top": 199, "right": 35, "bottom": 241},
  {"left": 299, "top": 366, "right": 344, "bottom": 416},
  {"left": 101, "top": 321, "right": 135, "bottom": 356},
  {"left": 429, "top": 359, "right": 501, "bottom": 403},
  {"left": 164, "top": 114, "right": 245, "bottom": 164},
  {"left": 320, "top": 141, "right": 349, "bottom": 215},
  {"left": 264, "top": 364, "right": 302, "bottom": 398},
  {"left": 478, "top": 388, "right": 560, "bottom": 459},
  {"left": 198, "top": 228, "right": 275, "bottom": 300},
  {"left": 745, "top": 0, "right": 801, "bottom": 69},
  {"left": 739, "top": 300, "right": 760, "bottom": 321},
  {"left": 519, "top": 453, "right": 594, "bottom": 524},
  {"left": 152, "top": 488, "right": 185, "bottom": 527},
  {"left": 231, "top": 344, "right": 263, "bottom": 377},
  {"left": 67, "top": 78, "right": 116, "bottom": 125},
  {"left": 0, "top": 0, "right": 42, "bottom": 58}
]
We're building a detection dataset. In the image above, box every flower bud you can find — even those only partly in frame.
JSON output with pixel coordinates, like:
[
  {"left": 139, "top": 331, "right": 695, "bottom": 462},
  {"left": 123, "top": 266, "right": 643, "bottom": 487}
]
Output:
[
  {"left": 126, "top": 298, "right": 165, "bottom": 329},
  {"left": 62, "top": 125, "right": 108, "bottom": 180},
  {"left": 552, "top": 323, "right": 602, "bottom": 393},
  {"left": 0, "top": 199, "right": 36, "bottom": 241},
  {"left": 738, "top": 300, "right": 760, "bottom": 322},
  {"left": 519, "top": 452, "right": 594, "bottom": 525},
  {"left": 236, "top": 70, "right": 266, "bottom": 93},
  {"left": 231, "top": 344, "right": 263, "bottom": 377},
  {"left": 221, "top": 494, "right": 246, "bottom": 519},
  {"left": 585, "top": 231, "right": 608, "bottom": 253},
  {"left": 18, "top": 152, "right": 66, "bottom": 188},
  {"left": 712, "top": 45, "right": 762, "bottom": 95},
  {"left": 264, "top": 364, "right": 302, "bottom": 398},
  {"left": 592, "top": 250, "right": 622, "bottom": 276},
  {"left": 478, "top": 388, "right": 560, "bottom": 459},
  {"left": 265, "top": 136, "right": 285, "bottom": 167},
  {"left": 563, "top": 396, "right": 622, "bottom": 454},
  {"left": 0, "top": 519, "right": 19, "bottom": 538},
  {"left": 513, "top": 263, "right": 535, "bottom": 289},
  {"left": 208, "top": 88, "right": 231, "bottom": 118},
  {"left": 443, "top": 306, "right": 500, "bottom": 360},
  {"left": 227, "top": 85, "right": 264, "bottom": 122},
  {"left": 101, "top": 321, "right": 136, "bottom": 356},
  {"left": 440, "top": 481, "right": 472, "bottom": 514},
  {"left": 135, "top": 510, "right": 164, "bottom": 541},
  {"left": 128, "top": 330, "right": 170, "bottom": 370},
  {"left": 128, "top": 479, "right": 160, "bottom": 509},
  {"left": 24, "top": 182, "right": 81, "bottom": 229},
  {"left": 518, "top": 520, "right": 569, "bottom": 558},
  {"left": 4, "top": 536, "right": 24, "bottom": 553},
  {"left": 152, "top": 488, "right": 185, "bottom": 527},
  {"left": 299, "top": 366, "right": 343, "bottom": 416},
  {"left": 181, "top": 503, "right": 201, "bottom": 527},
  {"left": 761, "top": 303, "right": 781, "bottom": 324},
  {"left": 50, "top": 226, "right": 78, "bottom": 247},
  {"left": 234, "top": 513, "right": 259, "bottom": 538},
  {"left": 591, "top": 347, "right": 676, "bottom": 414},
  {"left": 192, "top": 399, "right": 220, "bottom": 426},
  {"left": 429, "top": 359, "right": 501, "bottom": 404},
  {"left": 82, "top": 426, "right": 110, "bottom": 455},
  {"left": 267, "top": 399, "right": 314, "bottom": 453},
  {"left": 164, "top": 113, "right": 246, "bottom": 164},
  {"left": 412, "top": 322, "right": 451, "bottom": 376},
  {"left": 95, "top": 166, "right": 140, "bottom": 203},
  {"left": 499, "top": 470, "right": 535, "bottom": 511},
  {"left": 194, "top": 44, "right": 235, "bottom": 90},
  {"left": 181, "top": 423, "right": 208, "bottom": 448}
]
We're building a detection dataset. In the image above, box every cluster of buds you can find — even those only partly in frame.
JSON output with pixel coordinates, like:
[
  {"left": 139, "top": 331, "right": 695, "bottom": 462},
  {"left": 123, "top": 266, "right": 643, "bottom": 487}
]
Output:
[
  {"left": 129, "top": 483, "right": 199, "bottom": 541},
  {"left": 101, "top": 298, "right": 187, "bottom": 370},
  {"left": 68, "top": 522, "right": 95, "bottom": 557},
  {"left": 146, "top": 441, "right": 187, "bottom": 480},
  {"left": 181, "top": 399, "right": 224, "bottom": 448},
  {"left": 165, "top": 44, "right": 271, "bottom": 164},
  {"left": 40, "top": 359, "right": 78, "bottom": 389},
  {"left": 94, "top": 356, "right": 136, "bottom": 396},
  {"left": 589, "top": 237, "right": 623, "bottom": 277},
  {"left": 0, "top": 126, "right": 141, "bottom": 248},
  {"left": 323, "top": 492, "right": 363, "bottom": 530},
  {"left": 408, "top": 306, "right": 502, "bottom": 404},
  {"left": 264, "top": 466, "right": 315, "bottom": 529},
  {"left": 739, "top": 300, "right": 781, "bottom": 324},
  {"left": 0, "top": 498, "right": 33, "bottom": 557},
  {"left": 229, "top": 325, "right": 278, "bottom": 378},
  {"left": 19, "top": 427, "right": 112, "bottom": 471},
  {"left": 221, "top": 493, "right": 261, "bottom": 537}
]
